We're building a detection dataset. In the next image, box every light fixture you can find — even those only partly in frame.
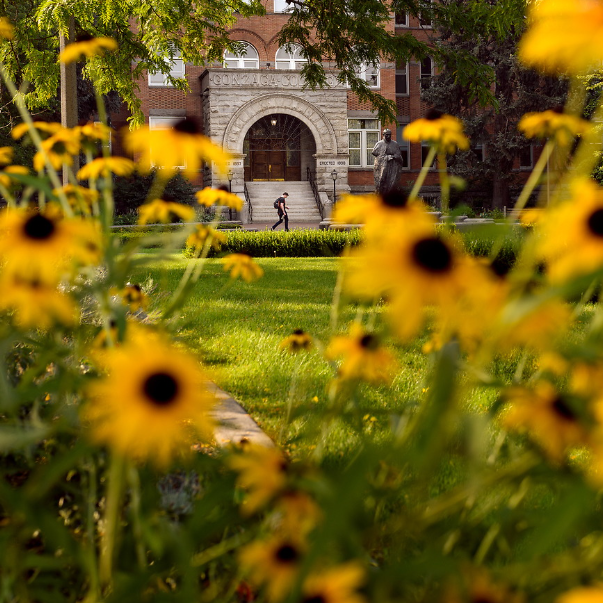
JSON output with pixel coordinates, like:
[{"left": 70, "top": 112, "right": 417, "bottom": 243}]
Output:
[
  {"left": 331, "top": 169, "right": 337, "bottom": 204},
  {"left": 270, "top": 117, "right": 277, "bottom": 127}
]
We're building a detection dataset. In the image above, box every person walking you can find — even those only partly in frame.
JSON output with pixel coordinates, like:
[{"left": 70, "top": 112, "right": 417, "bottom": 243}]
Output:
[{"left": 271, "top": 192, "right": 290, "bottom": 231}]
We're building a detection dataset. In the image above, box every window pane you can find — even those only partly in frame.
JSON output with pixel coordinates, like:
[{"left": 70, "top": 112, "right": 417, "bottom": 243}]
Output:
[
  {"left": 364, "top": 120, "right": 379, "bottom": 130},
  {"left": 366, "top": 131, "right": 379, "bottom": 147},
  {"left": 395, "top": 12, "right": 408, "bottom": 26},
  {"left": 349, "top": 132, "right": 361, "bottom": 148},
  {"left": 349, "top": 149, "right": 361, "bottom": 166},
  {"left": 395, "top": 73, "right": 407, "bottom": 94},
  {"left": 243, "top": 60, "right": 257, "bottom": 68},
  {"left": 276, "top": 61, "right": 289, "bottom": 69},
  {"left": 294, "top": 61, "right": 306, "bottom": 69},
  {"left": 348, "top": 120, "right": 362, "bottom": 130}
]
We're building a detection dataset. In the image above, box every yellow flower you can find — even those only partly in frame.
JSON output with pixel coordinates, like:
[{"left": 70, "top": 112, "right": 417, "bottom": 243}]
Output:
[
  {"left": 0, "top": 209, "right": 102, "bottom": 283},
  {"left": 138, "top": 199, "right": 196, "bottom": 225},
  {"left": 273, "top": 492, "right": 322, "bottom": 538},
  {"left": 556, "top": 587, "right": 603, "bottom": 603},
  {"left": 302, "top": 563, "right": 366, "bottom": 603},
  {"left": 0, "top": 275, "right": 77, "bottom": 329},
  {"left": 33, "top": 128, "right": 81, "bottom": 172},
  {"left": 519, "top": 0, "right": 603, "bottom": 75},
  {"left": 535, "top": 178, "right": 603, "bottom": 282},
  {"left": 84, "top": 334, "right": 214, "bottom": 467},
  {"left": 0, "top": 165, "right": 29, "bottom": 188},
  {"left": 53, "top": 184, "right": 99, "bottom": 214},
  {"left": 501, "top": 381, "right": 589, "bottom": 461},
  {"left": 195, "top": 186, "right": 243, "bottom": 210},
  {"left": 59, "top": 37, "right": 118, "bottom": 64},
  {"left": 403, "top": 109, "right": 469, "bottom": 154},
  {"left": 77, "top": 157, "right": 135, "bottom": 180},
  {"left": 111, "top": 283, "right": 149, "bottom": 312},
  {"left": 279, "top": 329, "right": 313, "bottom": 353},
  {"left": 0, "top": 17, "right": 14, "bottom": 40},
  {"left": 222, "top": 253, "right": 264, "bottom": 282},
  {"left": 123, "top": 118, "right": 230, "bottom": 179},
  {"left": 76, "top": 122, "right": 112, "bottom": 146},
  {"left": 325, "top": 323, "right": 397, "bottom": 385},
  {"left": 12, "top": 121, "right": 62, "bottom": 141},
  {"left": 239, "top": 537, "right": 303, "bottom": 602},
  {"left": 186, "top": 224, "right": 227, "bottom": 251},
  {"left": 227, "top": 444, "right": 287, "bottom": 514},
  {"left": 519, "top": 108, "right": 591, "bottom": 145},
  {"left": 0, "top": 147, "right": 13, "bottom": 166}
]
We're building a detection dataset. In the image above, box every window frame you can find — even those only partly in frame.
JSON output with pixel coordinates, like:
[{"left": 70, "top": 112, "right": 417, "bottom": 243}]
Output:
[
  {"left": 395, "top": 61, "right": 409, "bottom": 96},
  {"left": 274, "top": 0, "right": 293, "bottom": 12},
  {"left": 275, "top": 44, "right": 308, "bottom": 70},
  {"left": 519, "top": 144, "right": 534, "bottom": 169},
  {"left": 148, "top": 51, "right": 185, "bottom": 87},
  {"left": 348, "top": 118, "right": 381, "bottom": 168},
  {"left": 421, "top": 142, "right": 437, "bottom": 170},
  {"left": 395, "top": 124, "right": 411, "bottom": 170},
  {"left": 223, "top": 42, "right": 260, "bottom": 69},
  {"left": 420, "top": 56, "right": 434, "bottom": 89},
  {"left": 394, "top": 11, "right": 409, "bottom": 27},
  {"left": 419, "top": 0, "right": 433, "bottom": 27},
  {"left": 357, "top": 61, "right": 380, "bottom": 88}
]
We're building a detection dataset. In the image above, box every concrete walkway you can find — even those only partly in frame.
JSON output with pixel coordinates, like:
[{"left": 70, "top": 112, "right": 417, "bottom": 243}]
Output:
[
  {"left": 242, "top": 220, "right": 323, "bottom": 231},
  {"left": 207, "top": 382, "right": 274, "bottom": 448}
]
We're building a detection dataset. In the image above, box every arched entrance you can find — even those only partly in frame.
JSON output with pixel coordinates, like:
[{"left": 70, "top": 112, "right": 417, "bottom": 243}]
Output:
[{"left": 243, "top": 114, "right": 316, "bottom": 181}]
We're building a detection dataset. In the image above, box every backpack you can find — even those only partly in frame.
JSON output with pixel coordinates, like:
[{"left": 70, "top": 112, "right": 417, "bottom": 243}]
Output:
[{"left": 274, "top": 197, "right": 282, "bottom": 210}]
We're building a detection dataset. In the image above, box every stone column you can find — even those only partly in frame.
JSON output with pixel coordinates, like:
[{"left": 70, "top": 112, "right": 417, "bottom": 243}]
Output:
[
  {"left": 59, "top": 18, "right": 78, "bottom": 185},
  {"left": 314, "top": 154, "right": 350, "bottom": 218}
]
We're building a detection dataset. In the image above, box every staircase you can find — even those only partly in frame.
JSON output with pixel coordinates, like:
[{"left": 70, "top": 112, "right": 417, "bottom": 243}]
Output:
[{"left": 244, "top": 181, "right": 322, "bottom": 223}]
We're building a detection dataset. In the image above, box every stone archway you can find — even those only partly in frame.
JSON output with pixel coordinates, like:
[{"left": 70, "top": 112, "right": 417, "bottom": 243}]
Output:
[{"left": 222, "top": 93, "right": 338, "bottom": 156}]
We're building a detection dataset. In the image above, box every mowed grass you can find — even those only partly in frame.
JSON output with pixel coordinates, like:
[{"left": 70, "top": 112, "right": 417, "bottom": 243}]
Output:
[{"left": 132, "top": 255, "right": 436, "bottom": 457}]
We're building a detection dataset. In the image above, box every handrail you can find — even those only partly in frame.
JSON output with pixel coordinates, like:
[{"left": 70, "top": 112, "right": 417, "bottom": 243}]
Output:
[
  {"left": 306, "top": 167, "right": 324, "bottom": 219},
  {"left": 243, "top": 181, "right": 253, "bottom": 222}
]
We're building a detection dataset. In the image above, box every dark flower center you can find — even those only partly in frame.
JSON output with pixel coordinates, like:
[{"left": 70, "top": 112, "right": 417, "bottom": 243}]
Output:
[
  {"left": 411, "top": 237, "right": 452, "bottom": 273},
  {"left": 551, "top": 396, "right": 576, "bottom": 422},
  {"left": 293, "top": 329, "right": 305, "bottom": 335},
  {"left": 473, "top": 598, "right": 495, "bottom": 603},
  {"left": 359, "top": 334, "right": 379, "bottom": 350},
  {"left": 490, "top": 254, "right": 511, "bottom": 278},
  {"left": 142, "top": 372, "right": 179, "bottom": 406},
  {"left": 425, "top": 108, "right": 444, "bottom": 121},
  {"left": 381, "top": 187, "right": 408, "bottom": 208},
  {"left": 303, "top": 596, "right": 327, "bottom": 603},
  {"left": 587, "top": 209, "right": 603, "bottom": 237},
  {"left": 275, "top": 544, "right": 299, "bottom": 564},
  {"left": 173, "top": 117, "right": 202, "bottom": 135},
  {"left": 23, "top": 214, "right": 55, "bottom": 240},
  {"left": 550, "top": 105, "right": 564, "bottom": 114}
]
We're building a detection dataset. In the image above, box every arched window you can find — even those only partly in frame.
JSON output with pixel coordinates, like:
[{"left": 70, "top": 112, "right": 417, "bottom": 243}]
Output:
[
  {"left": 224, "top": 42, "right": 259, "bottom": 69},
  {"left": 275, "top": 45, "right": 307, "bottom": 70},
  {"left": 420, "top": 56, "right": 434, "bottom": 89}
]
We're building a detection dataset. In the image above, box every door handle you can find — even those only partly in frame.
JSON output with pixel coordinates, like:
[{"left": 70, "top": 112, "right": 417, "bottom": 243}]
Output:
[{"left": 269, "top": 164, "right": 272, "bottom": 172}]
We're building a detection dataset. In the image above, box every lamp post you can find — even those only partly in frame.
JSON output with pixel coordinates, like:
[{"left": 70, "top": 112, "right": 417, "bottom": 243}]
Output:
[
  {"left": 227, "top": 170, "right": 234, "bottom": 220},
  {"left": 331, "top": 169, "right": 337, "bottom": 204}
]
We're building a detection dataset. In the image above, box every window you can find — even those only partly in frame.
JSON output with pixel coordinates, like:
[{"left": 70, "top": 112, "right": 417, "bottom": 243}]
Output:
[
  {"left": 357, "top": 62, "right": 380, "bottom": 88},
  {"left": 348, "top": 119, "right": 380, "bottom": 167},
  {"left": 395, "top": 124, "right": 411, "bottom": 169},
  {"left": 148, "top": 51, "right": 184, "bottom": 87},
  {"left": 419, "top": 0, "right": 433, "bottom": 27},
  {"left": 275, "top": 45, "right": 308, "bottom": 69},
  {"left": 395, "top": 12, "right": 409, "bottom": 27},
  {"left": 519, "top": 145, "right": 533, "bottom": 169},
  {"left": 149, "top": 117, "right": 185, "bottom": 169},
  {"left": 224, "top": 42, "right": 259, "bottom": 69},
  {"left": 420, "top": 56, "right": 433, "bottom": 89},
  {"left": 395, "top": 61, "right": 408, "bottom": 95},
  {"left": 472, "top": 144, "right": 485, "bottom": 162},
  {"left": 274, "top": 0, "right": 293, "bottom": 12},
  {"left": 421, "top": 142, "right": 436, "bottom": 169}
]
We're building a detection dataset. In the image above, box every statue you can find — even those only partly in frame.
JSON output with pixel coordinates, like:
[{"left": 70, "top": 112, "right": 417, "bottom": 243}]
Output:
[{"left": 372, "top": 129, "right": 404, "bottom": 195}]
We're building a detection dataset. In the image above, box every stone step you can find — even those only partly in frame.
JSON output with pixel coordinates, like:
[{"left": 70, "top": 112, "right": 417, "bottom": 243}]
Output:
[{"left": 245, "top": 181, "right": 321, "bottom": 223}]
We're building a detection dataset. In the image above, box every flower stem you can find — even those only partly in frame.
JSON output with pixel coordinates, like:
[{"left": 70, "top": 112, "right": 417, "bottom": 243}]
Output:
[
  {"left": 514, "top": 139, "right": 555, "bottom": 212},
  {"left": 409, "top": 146, "right": 437, "bottom": 201},
  {"left": 437, "top": 152, "right": 450, "bottom": 215}
]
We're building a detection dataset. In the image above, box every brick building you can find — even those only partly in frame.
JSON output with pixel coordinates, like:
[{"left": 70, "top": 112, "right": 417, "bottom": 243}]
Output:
[{"left": 111, "top": 3, "right": 465, "bottom": 221}]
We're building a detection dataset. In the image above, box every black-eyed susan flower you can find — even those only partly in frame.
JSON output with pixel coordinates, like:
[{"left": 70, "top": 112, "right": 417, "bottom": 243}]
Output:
[
  {"left": 403, "top": 109, "right": 469, "bottom": 154},
  {"left": 196, "top": 186, "right": 243, "bottom": 211},
  {"left": 227, "top": 444, "right": 288, "bottom": 514},
  {"left": 556, "top": 587, "right": 603, "bottom": 603},
  {"left": 535, "top": 178, "right": 603, "bottom": 282},
  {"left": 325, "top": 323, "right": 397, "bottom": 385},
  {"left": 33, "top": 128, "right": 81, "bottom": 172},
  {"left": 501, "top": 381, "right": 589, "bottom": 461},
  {"left": 0, "top": 147, "right": 13, "bottom": 166},
  {"left": 0, "top": 17, "right": 14, "bottom": 40},
  {"left": 239, "top": 537, "right": 303, "bottom": 602},
  {"left": 77, "top": 157, "right": 135, "bottom": 180},
  {"left": 0, "top": 275, "right": 77, "bottom": 329},
  {"left": 59, "top": 36, "right": 118, "bottom": 64},
  {"left": 84, "top": 333, "right": 214, "bottom": 467},
  {"left": 279, "top": 329, "right": 313, "bottom": 353},
  {"left": 53, "top": 184, "right": 99, "bottom": 214},
  {"left": 138, "top": 199, "right": 196, "bottom": 225},
  {"left": 0, "top": 165, "right": 29, "bottom": 189},
  {"left": 222, "top": 253, "right": 264, "bottom": 282},
  {"left": 301, "top": 563, "right": 366, "bottom": 603},
  {"left": 76, "top": 122, "right": 112, "bottom": 148},
  {"left": 111, "top": 283, "right": 149, "bottom": 312},
  {"left": 273, "top": 491, "right": 322, "bottom": 538},
  {"left": 12, "top": 121, "right": 62, "bottom": 141},
  {"left": 0, "top": 209, "right": 102, "bottom": 283},
  {"left": 123, "top": 117, "right": 230, "bottom": 179},
  {"left": 519, "top": 108, "right": 591, "bottom": 146},
  {"left": 519, "top": 0, "right": 603, "bottom": 75},
  {"left": 186, "top": 224, "right": 227, "bottom": 252}
]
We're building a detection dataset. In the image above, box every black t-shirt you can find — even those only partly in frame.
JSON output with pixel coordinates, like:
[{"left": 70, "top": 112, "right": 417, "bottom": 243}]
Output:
[{"left": 277, "top": 196, "right": 287, "bottom": 212}]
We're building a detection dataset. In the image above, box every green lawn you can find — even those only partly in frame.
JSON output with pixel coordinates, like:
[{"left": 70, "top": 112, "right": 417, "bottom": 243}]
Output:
[{"left": 132, "top": 255, "right": 437, "bottom": 458}]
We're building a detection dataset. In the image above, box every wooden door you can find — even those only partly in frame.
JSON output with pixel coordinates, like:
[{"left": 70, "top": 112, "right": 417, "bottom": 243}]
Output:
[{"left": 251, "top": 147, "right": 286, "bottom": 181}]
